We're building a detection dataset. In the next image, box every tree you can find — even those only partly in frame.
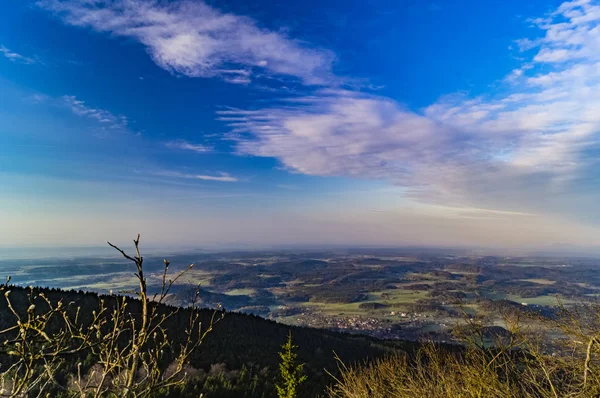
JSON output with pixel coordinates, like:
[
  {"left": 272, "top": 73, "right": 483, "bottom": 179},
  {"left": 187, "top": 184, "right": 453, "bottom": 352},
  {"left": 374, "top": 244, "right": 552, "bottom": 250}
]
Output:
[{"left": 276, "top": 331, "right": 307, "bottom": 398}]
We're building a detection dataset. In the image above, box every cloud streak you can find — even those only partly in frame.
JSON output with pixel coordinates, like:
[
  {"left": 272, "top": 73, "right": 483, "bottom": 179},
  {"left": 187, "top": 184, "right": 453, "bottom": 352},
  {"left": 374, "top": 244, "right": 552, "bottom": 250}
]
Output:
[
  {"left": 37, "top": 0, "right": 336, "bottom": 85},
  {"left": 61, "top": 95, "right": 130, "bottom": 132},
  {"left": 155, "top": 170, "right": 238, "bottom": 182},
  {"left": 26, "top": 92, "right": 133, "bottom": 135},
  {"left": 0, "top": 45, "right": 39, "bottom": 64},
  {"left": 165, "top": 139, "right": 212, "bottom": 153}
]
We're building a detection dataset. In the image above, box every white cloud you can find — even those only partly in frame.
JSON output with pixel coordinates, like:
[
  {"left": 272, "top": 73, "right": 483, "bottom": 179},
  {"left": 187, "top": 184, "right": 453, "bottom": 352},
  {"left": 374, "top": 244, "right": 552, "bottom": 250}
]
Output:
[
  {"left": 156, "top": 170, "right": 238, "bottom": 182},
  {"left": 0, "top": 45, "right": 39, "bottom": 64},
  {"left": 165, "top": 139, "right": 212, "bottom": 153},
  {"left": 61, "top": 95, "right": 129, "bottom": 131},
  {"left": 35, "top": 0, "right": 600, "bottom": 219},
  {"left": 26, "top": 91, "right": 132, "bottom": 134},
  {"left": 222, "top": 1, "right": 600, "bottom": 214},
  {"left": 37, "top": 0, "right": 335, "bottom": 85}
]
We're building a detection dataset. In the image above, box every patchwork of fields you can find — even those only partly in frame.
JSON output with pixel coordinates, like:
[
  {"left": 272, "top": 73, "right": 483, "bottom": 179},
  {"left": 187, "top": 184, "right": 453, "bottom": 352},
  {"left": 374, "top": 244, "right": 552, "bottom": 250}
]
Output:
[{"left": 1, "top": 248, "right": 598, "bottom": 341}]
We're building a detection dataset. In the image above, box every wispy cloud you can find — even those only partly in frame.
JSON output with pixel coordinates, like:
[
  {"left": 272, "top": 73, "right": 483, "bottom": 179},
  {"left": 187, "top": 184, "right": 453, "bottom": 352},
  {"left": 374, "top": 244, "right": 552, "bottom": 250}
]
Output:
[
  {"left": 221, "top": 0, "right": 600, "bottom": 214},
  {"left": 37, "top": 0, "right": 336, "bottom": 85},
  {"left": 35, "top": 0, "right": 600, "bottom": 219},
  {"left": 155, "top": 170, "right": 238, "bottom": 182},
  {"left": 277, "top": 184, "right": 300, "bottom": 191},
  {"left": 165, "top": 139, "right": 212, "bottom": 153},
  {"left": 61, "top": 95, "right": 130, "bottom": 131},
  {"left": 25, "top": 93, "right": 50, "bottom": 104},
  {"left": 0, "top": 45, "right": 40, "bottom": 64},
  {"left": 27, "top": 92, "right": 133, "bottom": 135}
]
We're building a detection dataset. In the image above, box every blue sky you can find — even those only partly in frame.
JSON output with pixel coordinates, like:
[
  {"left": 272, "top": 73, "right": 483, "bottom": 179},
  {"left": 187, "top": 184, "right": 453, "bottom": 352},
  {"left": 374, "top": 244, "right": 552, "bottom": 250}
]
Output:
[{"left": 1, "top": 0, "right": 600, "bottom": 250}]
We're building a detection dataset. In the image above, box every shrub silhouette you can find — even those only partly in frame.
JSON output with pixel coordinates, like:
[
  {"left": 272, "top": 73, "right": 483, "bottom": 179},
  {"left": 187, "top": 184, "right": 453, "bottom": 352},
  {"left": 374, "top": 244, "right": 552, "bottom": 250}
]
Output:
[{"left": 0, "top": 235, "right": 221, "bottom": 397}]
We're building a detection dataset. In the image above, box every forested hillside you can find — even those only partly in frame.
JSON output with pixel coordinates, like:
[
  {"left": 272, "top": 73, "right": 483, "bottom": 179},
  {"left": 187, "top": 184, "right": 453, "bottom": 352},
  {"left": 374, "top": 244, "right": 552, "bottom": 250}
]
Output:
[{"left": 0, "top": 284, "right": 418, "bottom": 397}]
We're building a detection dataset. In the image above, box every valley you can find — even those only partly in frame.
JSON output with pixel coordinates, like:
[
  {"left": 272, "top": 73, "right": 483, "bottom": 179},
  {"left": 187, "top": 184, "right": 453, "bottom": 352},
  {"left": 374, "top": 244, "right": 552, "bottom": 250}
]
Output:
[{"left": 2, "top": 248, "right": 598, "bottom": 343}]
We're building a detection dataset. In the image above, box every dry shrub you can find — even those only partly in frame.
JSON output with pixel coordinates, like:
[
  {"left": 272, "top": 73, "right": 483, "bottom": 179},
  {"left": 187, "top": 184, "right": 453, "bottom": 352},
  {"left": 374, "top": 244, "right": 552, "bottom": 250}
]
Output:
[{"left": 0, "top": 234, "right": 222, "bottom": 398}]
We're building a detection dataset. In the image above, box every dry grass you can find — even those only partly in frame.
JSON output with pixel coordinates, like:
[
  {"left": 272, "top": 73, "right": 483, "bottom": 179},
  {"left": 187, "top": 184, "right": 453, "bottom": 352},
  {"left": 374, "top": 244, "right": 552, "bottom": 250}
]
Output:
[{"left": 329, "top": 304, "right": 600, "bottom": 398}]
